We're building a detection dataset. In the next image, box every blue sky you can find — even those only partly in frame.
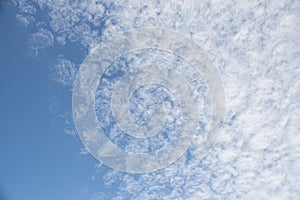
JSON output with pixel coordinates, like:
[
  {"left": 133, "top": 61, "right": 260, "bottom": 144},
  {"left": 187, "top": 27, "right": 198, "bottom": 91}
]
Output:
[
  {"left": 0, "top": 4, "right": 115, "bottom": 200},
  {"left": 0, "top": 0, "right": 300, "bottom": 200}
]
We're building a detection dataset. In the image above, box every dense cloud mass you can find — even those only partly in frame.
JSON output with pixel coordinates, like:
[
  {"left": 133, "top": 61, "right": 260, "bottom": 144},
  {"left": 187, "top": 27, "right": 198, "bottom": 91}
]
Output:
[{"left": 13, "top": 0, "right": 300, "bottom": 199}]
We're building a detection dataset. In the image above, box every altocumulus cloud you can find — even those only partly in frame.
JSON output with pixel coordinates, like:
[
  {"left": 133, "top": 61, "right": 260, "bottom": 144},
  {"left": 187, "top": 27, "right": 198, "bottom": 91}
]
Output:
[
  {"left": 50, "top": 55, "right": 77, "bottom": 88},
  {"left": 12, "top": 0, "right": 300, "bottom": 199}
]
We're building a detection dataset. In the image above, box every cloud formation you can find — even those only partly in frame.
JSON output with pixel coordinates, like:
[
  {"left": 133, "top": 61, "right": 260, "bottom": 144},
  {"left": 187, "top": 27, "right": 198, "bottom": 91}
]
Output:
[{"left": 12, "top": 0, "right": 300, "bottom": 199}]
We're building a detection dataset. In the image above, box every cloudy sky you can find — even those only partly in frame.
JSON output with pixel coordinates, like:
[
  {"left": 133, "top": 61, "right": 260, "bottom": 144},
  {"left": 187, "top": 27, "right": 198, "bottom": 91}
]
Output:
[{"left": 0, "top": 0, "right": 299, "bottom": 199}]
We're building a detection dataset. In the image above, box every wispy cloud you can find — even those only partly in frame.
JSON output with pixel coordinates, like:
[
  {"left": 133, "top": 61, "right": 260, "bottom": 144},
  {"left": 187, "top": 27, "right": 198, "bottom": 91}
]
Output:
[{"left": 50, "top": 55, "right": 77, "bottom": 88}]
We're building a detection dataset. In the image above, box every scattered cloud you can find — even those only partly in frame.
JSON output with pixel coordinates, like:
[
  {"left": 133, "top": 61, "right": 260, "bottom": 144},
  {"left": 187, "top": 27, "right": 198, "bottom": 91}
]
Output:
[
  {"left": 11, "top": 0, "right": 300, "bottom": 199},
  {"left": 50, "top": 55, "right": 78, "bottom": 88},
  {"left": 28, "top": 28, "right": 54, "bottom": 55}
]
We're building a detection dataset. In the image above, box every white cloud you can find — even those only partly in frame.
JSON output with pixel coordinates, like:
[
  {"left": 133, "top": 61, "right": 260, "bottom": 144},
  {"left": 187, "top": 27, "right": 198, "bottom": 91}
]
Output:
[
  {"left": 50, "top": 55, "right": 77, "bottom": 88},
  {"left": 94, "top": 0, "right": 300, "bottom": 199},
  {"left": 12, "top": 0, "right": 300, "bottom": 199},
  {"left": 28, "top": 28, "right": 54, "bottom": 55}
]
